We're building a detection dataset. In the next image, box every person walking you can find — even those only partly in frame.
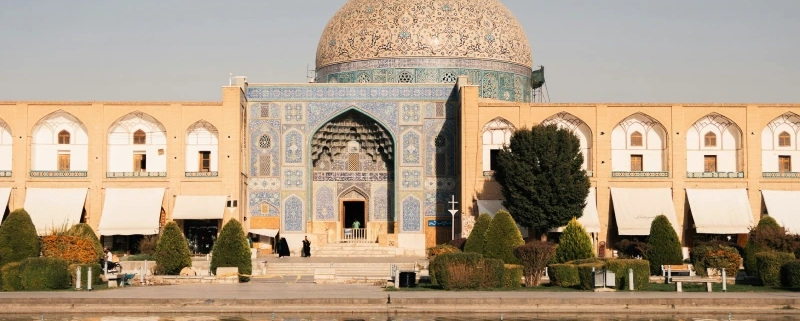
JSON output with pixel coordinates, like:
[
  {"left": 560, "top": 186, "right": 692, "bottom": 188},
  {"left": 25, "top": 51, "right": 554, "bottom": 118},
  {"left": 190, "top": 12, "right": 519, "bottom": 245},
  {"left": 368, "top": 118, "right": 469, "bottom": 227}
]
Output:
[{"left": 302, "top": 236, "right": 311, "bottom": 257}]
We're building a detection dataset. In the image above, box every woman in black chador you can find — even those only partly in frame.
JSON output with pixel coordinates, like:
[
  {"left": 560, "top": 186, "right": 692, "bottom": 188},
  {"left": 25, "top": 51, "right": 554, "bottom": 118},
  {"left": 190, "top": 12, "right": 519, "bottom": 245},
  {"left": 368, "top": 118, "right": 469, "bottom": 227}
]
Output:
[
  {"left": 278, "top": 237, "right": 290, "bottom": 258},
  {"left": 302, "top": 236, "right": 311, "bottom": 257}
]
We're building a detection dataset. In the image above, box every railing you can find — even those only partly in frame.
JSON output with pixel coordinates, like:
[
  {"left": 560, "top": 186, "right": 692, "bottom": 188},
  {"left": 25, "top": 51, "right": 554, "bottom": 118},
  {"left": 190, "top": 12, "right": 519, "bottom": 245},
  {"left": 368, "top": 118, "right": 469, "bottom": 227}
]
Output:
[
  {"left": 106, "top": 171, "right": 167, "bottom": 178},
  {"left": 0, "top": 171, "right": 11, "bottom": 177},
  {"left": 30, "top": 170, "right": 87, "bottom": 177},
  {"left": 611, "top": 171, "right": 670, "bottom": 178},
  {"left": 763, "top": 172, "right": 800, "bottom": 178},
  {"left": 342, "top": 228, "right": 377, "bottom": 243},
  {"left": 687, "top": 172, "right": 744, "bottom": 178},
  {"left": 185, "top": 171, "right": 219, "bottom": 177}
]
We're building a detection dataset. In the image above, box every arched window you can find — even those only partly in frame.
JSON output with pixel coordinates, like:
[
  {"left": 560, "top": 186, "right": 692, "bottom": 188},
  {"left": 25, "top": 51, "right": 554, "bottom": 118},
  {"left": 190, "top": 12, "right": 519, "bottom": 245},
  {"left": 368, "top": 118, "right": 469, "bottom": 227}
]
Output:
[
  {"left": 779, "top": 131, "right": 792, "bottom": 147},
  {"left": 704, "top": 132, "right": 717, "bottom": 147},
  {"left": 630, "top": 131, "right": 643, "bottom": 147},
  {"left": 258, "top": 135, "right": 271, "bottom": 149},
  {"left": 58, "top": 130, "right": 70, "bottom": 145},
  {"left": 133, "top": 130, "right": 146, "bottom": 145}
]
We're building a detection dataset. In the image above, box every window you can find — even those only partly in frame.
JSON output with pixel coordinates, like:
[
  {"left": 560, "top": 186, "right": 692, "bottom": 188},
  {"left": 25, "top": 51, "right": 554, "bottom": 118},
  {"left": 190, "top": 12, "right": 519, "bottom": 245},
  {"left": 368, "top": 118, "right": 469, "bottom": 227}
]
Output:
[
  {"left": 258, "top": 154, "right": 271, "bottom": 176},
  {"left": 348, "top": 153, "right": 360, "bottom": 171},
  {"left": 704, "top": 155, "right": 717, "bottom": 172},
  {"left": 630, "top": 155, "right": 643, "bottom": 171},
  {"left": 199, "top": 151, "right": 211, "bottom": 172},
  {"left": 133, "top": 130, "right": 146, "bottom": 145},
  {"left": 435, "top": 102, "right": 446, "bottom": 117},
  {"left": 630, "top": 131, "right": 643, "bottom": 147},
  {"left": 704, "top": 132, "right": 717, "bottom": 147},
  {"left": 779, "top": 155, "right": 792, "bottom": 173},
  {"left": 58, "top": 130, "right": 70, "bottom": 145},
  {"left": 489, "top": 149, "right": 500, "bottom": 171},
  {"left": 258, "top": 135, "right": 271, "bottom": 149},
  {"left": 436, "top": 153, "right": 446, "bottom": 176},
  {"left": 260, "top": 104, "right": 270, "bottom": 118},
  {"left": 58, "top": 154, "right": 70, "bottom": 171},
  {"left": 779, "top": 131, "right": 792, "bottom": 147},
  {"left": 133, "top": 153, "right": 146, "bottom": 172}
]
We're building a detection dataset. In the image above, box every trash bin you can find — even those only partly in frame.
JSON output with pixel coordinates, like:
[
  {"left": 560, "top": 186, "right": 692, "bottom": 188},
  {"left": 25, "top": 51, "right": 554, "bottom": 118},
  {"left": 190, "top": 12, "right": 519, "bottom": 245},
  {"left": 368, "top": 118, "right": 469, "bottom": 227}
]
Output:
[{"left": 399, "top": 271, "right": 417, "bottom": 288}]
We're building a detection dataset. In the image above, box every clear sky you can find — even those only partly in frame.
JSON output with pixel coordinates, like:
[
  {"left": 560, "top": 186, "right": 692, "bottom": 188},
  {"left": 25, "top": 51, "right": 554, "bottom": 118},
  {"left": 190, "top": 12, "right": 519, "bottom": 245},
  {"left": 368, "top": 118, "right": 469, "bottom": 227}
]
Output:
[{"left": 0, "top": 0, "right": 797, "bottom": 103}]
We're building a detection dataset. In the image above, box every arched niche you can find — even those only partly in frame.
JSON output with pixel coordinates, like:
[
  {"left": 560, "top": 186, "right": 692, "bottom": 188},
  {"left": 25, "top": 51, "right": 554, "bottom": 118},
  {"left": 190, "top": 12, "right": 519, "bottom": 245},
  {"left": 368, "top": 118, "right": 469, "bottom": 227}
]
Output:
[
  {"left": 761, "top": 112, "right": 800, "bottom": 173},
  {"left": 542, "top": 112, "right": 593, "bottom": 171},
  {"left": 31, "top": 110, "right": 89, "bottom": 171},
  {"left": 481, "top": 117, "right": 515, "bottom": 172},
  {"left": 0, "top": 119, "right": 12, "bottom": 172},
  {"left": 107, "top": 111, "right": 167, "bottom": 173},
  {"left": 686, "top": 113, "right": 742, "bottom": 173},
  {"left": 185, "top": 120, "right": 219, "bottom": 173},
  {"left": 610, "top": 113, "right": 667, "bottom": 172}
]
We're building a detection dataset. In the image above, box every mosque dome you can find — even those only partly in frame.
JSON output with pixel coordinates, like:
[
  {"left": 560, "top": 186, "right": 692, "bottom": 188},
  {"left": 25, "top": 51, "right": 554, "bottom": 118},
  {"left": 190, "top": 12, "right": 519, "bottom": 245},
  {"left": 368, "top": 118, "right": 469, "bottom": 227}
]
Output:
[{"left": 315, "top": 0, "right": 535, "bottom": 102}]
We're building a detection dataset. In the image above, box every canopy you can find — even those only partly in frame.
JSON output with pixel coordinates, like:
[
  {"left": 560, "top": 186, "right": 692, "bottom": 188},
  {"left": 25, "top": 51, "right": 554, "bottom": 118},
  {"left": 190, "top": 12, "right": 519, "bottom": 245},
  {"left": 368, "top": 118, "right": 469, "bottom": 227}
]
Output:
[
  {"left": 553, "top": 187, "right": 601, "bottom": 233},
  {"left": 23, "top": 188, "right": 88, "bottom": 235},
  {"left": 249, "top": 229, "right": 279, "bottom": 237},
  {"left": 0, "top": 187, "right": 11, "bottom": 223},
  {"left": 98, "top": 188, "right": 165, "bottom": 235},
  {"left": 686, "top": 189, "right": 753, "bottom": 234},
  {"left": 171, "top": 195, "right": 227, "bottom": 220},
  {"left": 610, "top": 187, "right": 679, "bottom": 235},
  {"left": 761, "top": 190, "right": 800, "bottom": 233}
]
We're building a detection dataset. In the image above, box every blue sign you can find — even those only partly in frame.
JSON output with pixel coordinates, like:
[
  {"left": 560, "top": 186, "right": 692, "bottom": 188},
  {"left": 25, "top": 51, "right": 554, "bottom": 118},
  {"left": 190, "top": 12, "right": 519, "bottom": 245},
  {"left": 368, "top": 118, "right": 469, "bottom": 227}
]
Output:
[{"left": 428, "top": 220, "right": 452, "bottom": 227}]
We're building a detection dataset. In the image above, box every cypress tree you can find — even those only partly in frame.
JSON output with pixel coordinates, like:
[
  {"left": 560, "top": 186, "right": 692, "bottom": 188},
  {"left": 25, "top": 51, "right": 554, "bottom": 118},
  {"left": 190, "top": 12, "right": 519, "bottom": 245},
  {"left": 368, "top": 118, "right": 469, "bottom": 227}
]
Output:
[
  {"left": 0, "top": 209, "right": 41, "bottom": 267},
  {"left": 482, "top": 210, "right": 524, "bottom": 264},
  {"left": 554, "top": 217, "right": 594, "bottom": 263},
  {"left": 154, "top": 222, "right": 192, "bottom": 275},
  {"left": 211, "top": 219, "right": 252, "bottom": 282},
  {"left": 464, "top": 213, "right": 492, "bottom": 254},
  {"left": 645, "top": 215, "right": 683, "bottom": 275}
]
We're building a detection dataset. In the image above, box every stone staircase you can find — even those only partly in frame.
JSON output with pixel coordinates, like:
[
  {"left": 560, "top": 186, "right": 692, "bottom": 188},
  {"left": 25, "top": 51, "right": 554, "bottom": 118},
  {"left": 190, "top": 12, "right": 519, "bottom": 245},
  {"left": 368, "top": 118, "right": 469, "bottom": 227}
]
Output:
[{"left": 310, "top": 243, "right": 400, "bottom": 257}]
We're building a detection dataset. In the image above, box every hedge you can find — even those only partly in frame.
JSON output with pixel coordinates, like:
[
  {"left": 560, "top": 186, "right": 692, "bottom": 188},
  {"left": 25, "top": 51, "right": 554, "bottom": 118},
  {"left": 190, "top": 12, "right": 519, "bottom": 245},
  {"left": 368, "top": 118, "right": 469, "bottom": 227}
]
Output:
[
  {"left": 464, "top": 213, "right": 492, "bottom": 254},
  {"left": 483, "top": 210, "right": 524, "bottom": 264},
  {"left": 577, "top": 262, "right": 606, "bottom": 290},
  {"left": 745, "top": 216, "right": 797, "bottom": 277},
  {"left": 7, "top": 257, "right": 72, "bottom": 291},
  {"left": 430, "top": 252, "right": 504, "bottom": 290},
  {"left": 548, "top": 264, "right": 579, "bottom": 288},
  {"left": 41, "top": 235, "right": 97, "bottom": 264},
  {"left": 514, "top": 241, "right": 556, "bottom": 286},
  {"left": 554, "top": 217, "right": 594, "bottom": 263},
  {"left": 757, "top": 252, "right": 795, "bottom": 286},
  {"left": 503, "top": 264, "right": 523, "bottom": 288},
  {"left": 66, "top": 223, "right": 103, "bottom": 259},
  {"left": 605, "top": 259, "right": 650, "bottom": 290},
  {"left": 646, "top": 215, "right": 683, "bottom": 275},
  {"left": 1, "top": 262, "right": 22, "bottom": 291},
  {"left": 427, "top": 244, "right": 460, "bottom": 260},
  {"left": 154, "top": 222, "right": 192, "bottom": 275},
  {"left": 67, "top": 263, "right": 103, "bottom": 289},
  {"left": 781, "top": 260, "right": 800, "bottom": 288},
  {"left": 690, "top": 244, "right": 741, "bottom": 277},
  {"left": 0, "top": 208, "right": 40, "bottom": 267},
  {"left": 210, "top": 219, "right": 252, "bottom": 282}
]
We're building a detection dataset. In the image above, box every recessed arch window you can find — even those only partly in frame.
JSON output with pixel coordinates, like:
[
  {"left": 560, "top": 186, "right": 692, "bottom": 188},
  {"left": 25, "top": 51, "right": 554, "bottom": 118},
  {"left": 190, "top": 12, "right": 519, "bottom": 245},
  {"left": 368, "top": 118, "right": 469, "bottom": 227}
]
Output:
[
  {"left": 133, "top": 130, "right": 146, "bottom": 145},
  {"left": 58, "top": 130, "right": 70, "bottom": 145},
  {"left": 704, "top": 132, "right": 717, "bottom": 147},
  {"left": 258, "top": 135, "right": 271, "bottom": 149},
  {"left": 630, "top": 131, "right": 643, "bottom": 147},
  {"left": 779, "top": 131, "right": 792, "bottom": 147}
]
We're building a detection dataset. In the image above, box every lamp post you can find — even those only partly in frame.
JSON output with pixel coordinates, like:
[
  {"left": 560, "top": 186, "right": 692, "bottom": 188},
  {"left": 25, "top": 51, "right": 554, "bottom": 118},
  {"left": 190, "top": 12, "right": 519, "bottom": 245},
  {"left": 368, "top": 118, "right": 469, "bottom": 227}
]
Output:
[{"left": 448, "top": 195, "right": 459, "bottom": 241}]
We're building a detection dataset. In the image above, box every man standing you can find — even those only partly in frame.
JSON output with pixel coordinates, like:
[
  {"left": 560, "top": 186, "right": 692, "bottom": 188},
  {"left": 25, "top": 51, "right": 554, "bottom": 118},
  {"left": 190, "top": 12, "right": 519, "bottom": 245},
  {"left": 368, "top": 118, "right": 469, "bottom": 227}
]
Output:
[{"left": 352, "top": 219, "right": 360, "bottom": 229}]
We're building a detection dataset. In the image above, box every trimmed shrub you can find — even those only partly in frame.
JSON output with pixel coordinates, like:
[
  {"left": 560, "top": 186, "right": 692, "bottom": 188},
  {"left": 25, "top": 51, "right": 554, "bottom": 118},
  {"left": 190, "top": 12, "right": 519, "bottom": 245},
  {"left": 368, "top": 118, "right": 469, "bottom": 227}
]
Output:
[
  {"left": 1, "top": 262, "right": 22, "bottom": 291},
  {"left": 577, "top": 262, "right": 606, "bottom": 290},
  {"left": 0, "top": 208, "right": 41, "bottom": 267},
  {"left": 210, "top": 219, "right": 252, "bottom": 282},
  {"left": 66, "top": 223, "right": 103, "bottom": 259},
  {"left": 645, "top": 215, "right": 683, "bottom": 275},
  {"left": 464, "top": 213, "right": 492, "bottom": 254},
  {"left": 554, "top": 217, "right": 594, "bottom": 263},
  {"left": 690, "top": 244, "right": 742, "bottom": 277},
  {"left": 41, "top": 235, "right": 97, "bottom": 264},
  {"left": 756, "top": 252, "right": 795, "bottom": 286},
  {"left": 615, "top": 239, "right": 649, "bottom": 259},
  {"left": 605, "top": 259, "right": 650, "bottom": 290},
  {"left": 18, "top": 257, "right": 70, "bottom": 291},
  {"left": 448, "top": 238, "right": 467, "bottom": 251},
  {"left": 154, "top": 222, "right": 192, "bottom": 275},
  {"left": 513, "top": 241, "right": 556, "bottom": 286},
  {"left": 430, "top": 252, "right": 504, "bottom": 290},
  {"left": 126, "top": 254, "right": 155, "bottom": 261},
  {"left": 427, "top": 244, "right": 460, "bottom": 260},
  {"left": 548, "top": 264, "right": 579, "bottom": 288},
  {"left": 744, "top": 216, "right": 798, "bottom": 277},
  {"left": 781, "top": 260, "right": 800, "bottom": 287},
  {"left": 503, "top": 264, "right": 523, "bottom": 288},
  {"left": 758, "top": 216, "right": 781, "bottom": 229},
  {"left": 138, "top": 235, "right": 159, "bottom": 255},
  {"left": 67, "top": 263, "right": 103, "bottom": 288},
  {"left": 483, "top": 210, "right": 524, "bottom": 264}
]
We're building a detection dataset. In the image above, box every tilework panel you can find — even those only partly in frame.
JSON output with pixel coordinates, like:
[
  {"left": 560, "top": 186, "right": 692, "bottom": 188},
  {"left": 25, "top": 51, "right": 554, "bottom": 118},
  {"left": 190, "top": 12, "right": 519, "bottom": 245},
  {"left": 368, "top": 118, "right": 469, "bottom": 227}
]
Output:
[
  {"left": 372, "top": 186, "right": 391, "bottom": 221},
  {"left": 248, "top": 178, "right": 281, "bottom": 191},
  {"left": 315, "top": 186, "right": 335, "bottom": 221},
  {"left": 318, "top": 58, "right": 532, "bottom": 78},
  {"left": 249, "top": 120, "right": 281, "bottom": 177},
  {"left": 283, "top": 169, "right": 304, "bottom": 190},
  {"left": 284, "top": 103, "right": 304, "bottom": 123},
  {"left": 249, "top": 191, "right": 280, "bottom": 217},
  {"left": 400, "top": 103, "right": 422, "bottom": 125},
  {"left": 248, "top": 103, "right": 281, "bottom": 120},
  {"left": 284, "top": 130, "right": 303, "bottom": 165},
  {"left": 337, "top": 182, "right": 371, "bottom": 199},
  {"left": 401, "top": 169, "right": 422, "bottom": 190},
  {"left": 424, "top": 119, "right": 457, "bottom": 177},
  {"left": 401, "top": 129, "right": 421, "bottom": 165},
  {"left": 283, "top": 195, "right": 304, "bottom": 232},
  {"left": 312, "top": 172, "right": 393, "bottom": 181},
  {"left": 402, "top": 195, "right": 422, "bottom": 232},
  {"left": 247, "top": 85, "right": 455, "bottom": 102},
  {"left": 424, "top": 177, "right": 458, "bottom": 191},
  {"left": 425, "top": 192, "right": 454, "bottom": 217},
  {"left": 307, "top": 102, "right": 399, "bottom": 135}
]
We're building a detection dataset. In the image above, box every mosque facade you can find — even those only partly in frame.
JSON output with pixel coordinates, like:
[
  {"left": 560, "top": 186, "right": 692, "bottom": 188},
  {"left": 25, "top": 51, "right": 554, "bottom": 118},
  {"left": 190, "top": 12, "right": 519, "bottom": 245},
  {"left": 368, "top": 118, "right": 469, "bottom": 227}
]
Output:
[{"left": 1, "top": 0, "right": 799, "bottom": 257}]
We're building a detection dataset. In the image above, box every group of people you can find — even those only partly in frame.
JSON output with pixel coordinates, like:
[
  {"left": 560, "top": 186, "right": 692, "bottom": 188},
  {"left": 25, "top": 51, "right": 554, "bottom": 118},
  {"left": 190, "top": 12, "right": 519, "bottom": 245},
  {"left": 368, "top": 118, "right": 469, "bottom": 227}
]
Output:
[{"left": 276, "top": 236, "right": 312, "bottom": 258}]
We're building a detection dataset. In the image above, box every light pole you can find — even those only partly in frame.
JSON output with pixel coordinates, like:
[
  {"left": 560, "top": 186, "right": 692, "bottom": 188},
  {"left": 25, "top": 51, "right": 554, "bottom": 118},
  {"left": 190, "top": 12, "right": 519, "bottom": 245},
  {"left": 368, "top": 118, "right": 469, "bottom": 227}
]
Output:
[{"left": 448, "top": 195, "right": 459, "bottom": 241}]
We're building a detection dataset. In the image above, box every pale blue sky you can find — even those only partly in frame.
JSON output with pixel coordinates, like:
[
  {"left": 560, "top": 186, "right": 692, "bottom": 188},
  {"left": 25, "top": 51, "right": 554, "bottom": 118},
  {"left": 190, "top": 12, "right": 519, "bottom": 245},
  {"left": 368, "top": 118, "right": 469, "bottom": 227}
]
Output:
[{"left": 0, "top": 1, "right": 797, "bottom": 102}]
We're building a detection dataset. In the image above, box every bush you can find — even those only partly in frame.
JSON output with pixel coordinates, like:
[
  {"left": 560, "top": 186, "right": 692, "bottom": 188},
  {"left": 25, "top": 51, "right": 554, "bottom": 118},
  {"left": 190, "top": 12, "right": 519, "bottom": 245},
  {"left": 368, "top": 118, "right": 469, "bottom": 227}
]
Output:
[
  {"left": 0, "top": 208, "right": 41, "bottom": 267},
  {"left": 125, "top": 254, "right": 155, "bottom": 261},
  {"left": 645, "top": 215, "right": 683, "bottom": 275},
  {"left": 464, "top": 213, "right": 492, "bottom": 254},
  {"left": 577, "top": 262, "right": 606, "bottom": 290},
  {"left": 554, "top": 217, "right": 594, "bottom": 263},
  {"left": 548, "top": 264, "right": 579, "bottom": 288},
  {"left": 66, "top": 223, "right": 103, "bottom": 259},
  {"left": 427, "top": 244, "right": 460, "bottom": 260},
  {"left": 605, "top": 259, "right": 650, "bottom": 290},
  {"left": 781, "top": 260, "right": 800, "bottom": 287},
  {"left": 615, "top": 239, "right": 649, "bottom": 259},
  {"left": 18, "top": 257, "right": 70, "bottom": 291},
  {"left": 430, "top": 252, "right": 504, "bottom": 290},
  {"left": 138, "top": 235, "right": 159, "bottom": 255},
  {"left": 503, "top": 264, "right": 523, "bottom": 288},
  {"left": 210, "top": 219, "right": 252, "bottom": 282},
  {"left": 1, "top": 262, "right": 22, "bottom": 291},
  {"left": 448, "top": 238, "right": 467, "bottom": 251},
  {"left": 67, "top": 263, "right": 103, "bottom": 288},
  {"left": 690, "top": 244, "right": 742, "bottom": 277},
  {"left": 483, "top": 210, "right": 524, "bottom": 264},
  {"left": 756, "top": 252, "right": 795, "bottom": 286},
  {"left": 154, "top": 222, "right": 192, "bottom": 275},
  {"left": 744, "top": 217, "right": 799, "bottom": 277},
  {"left": 513, "top": 241, "right": 556, "bottom": 286},
  {"left": 41, "top": 235, "right": 97, "bottom": 264}
]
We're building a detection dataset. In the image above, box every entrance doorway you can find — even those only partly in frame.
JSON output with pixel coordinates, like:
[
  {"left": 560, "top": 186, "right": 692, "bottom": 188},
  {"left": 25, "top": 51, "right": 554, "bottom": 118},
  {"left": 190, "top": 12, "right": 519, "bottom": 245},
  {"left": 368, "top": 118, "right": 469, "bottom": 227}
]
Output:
[
  {"left": 184, "top": 219, "right": 219, "bottom": 255},
  {"left": 342, "top": 201, "right": 366, "bottom": 240}
]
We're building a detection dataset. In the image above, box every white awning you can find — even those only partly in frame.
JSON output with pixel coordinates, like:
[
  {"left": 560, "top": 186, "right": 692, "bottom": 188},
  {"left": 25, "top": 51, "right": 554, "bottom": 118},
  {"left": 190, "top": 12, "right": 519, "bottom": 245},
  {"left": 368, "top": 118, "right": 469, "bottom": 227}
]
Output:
[
  {"left": 98, "top": 188, "right": 165, "bottom": 236},
  {"left": 172, "top": 195, "right": 227, "bottom": 220},
  {"left": 686, "top": 189, "right": 753, "bottom": 234},
  {"left": 554, "top": 188, "right": 601, "bottom": 233},
  {"left": 0, "top": 187, "right": 11, "bottom": 217},
  {"left": 250, "top": 229, "right": 279, "bottom": 238},
  {"left": 610, "top": 187, "right": 679, "bottom": 236},
  {"left": 23, "top": 188, "right": 88, "bottom": 235},
  {"left": 476, "top": 200, "right": 529, "bottom": 238},
  {"left": 761, "top": 190, "right": 800, "bottom": 233}
]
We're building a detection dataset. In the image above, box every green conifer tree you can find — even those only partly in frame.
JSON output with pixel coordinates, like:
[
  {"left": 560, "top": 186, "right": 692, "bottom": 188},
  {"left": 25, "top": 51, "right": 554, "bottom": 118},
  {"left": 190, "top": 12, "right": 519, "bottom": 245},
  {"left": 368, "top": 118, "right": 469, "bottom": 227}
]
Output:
[
  {"left": 482, "top": 210, "right": 525, "bottom": 264},
  {"left": 554, "top": 217, "right": 594, "bottom": 263},
  {"left": 154, "top": 222, "right": 192, "bottom": 275},
  {"left": 645, "top": 215, "right": 683, "bottom": 275},
  {"left": 464, "top": 213, "right": 492, "bottom": 254},
  {"left": 211, "top": 219, "right": 252, "bottom": 282},
  {"left": 0, "top": 209, "right": 41, "bottom": 267}
]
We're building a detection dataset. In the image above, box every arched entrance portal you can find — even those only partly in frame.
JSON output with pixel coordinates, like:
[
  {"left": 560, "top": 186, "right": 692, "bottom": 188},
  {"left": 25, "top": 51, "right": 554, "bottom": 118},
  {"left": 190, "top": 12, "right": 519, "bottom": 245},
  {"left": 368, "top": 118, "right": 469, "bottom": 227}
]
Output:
[{"left": 311, "top": 109, "right": 395, "bottom": 243}]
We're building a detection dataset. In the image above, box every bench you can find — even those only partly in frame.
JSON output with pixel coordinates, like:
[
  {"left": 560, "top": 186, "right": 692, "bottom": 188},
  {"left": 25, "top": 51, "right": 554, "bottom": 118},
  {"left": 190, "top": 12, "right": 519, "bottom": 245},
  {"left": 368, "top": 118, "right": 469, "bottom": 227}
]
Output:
[
  {"left": 105, "top": 273, "right": 136, "bottom": 287},
  {"left": 671, "top": 276, "right": 722, "bottom": 292},
  {"left": 661, "top": 264, "right": 693, "bottom": 277}
]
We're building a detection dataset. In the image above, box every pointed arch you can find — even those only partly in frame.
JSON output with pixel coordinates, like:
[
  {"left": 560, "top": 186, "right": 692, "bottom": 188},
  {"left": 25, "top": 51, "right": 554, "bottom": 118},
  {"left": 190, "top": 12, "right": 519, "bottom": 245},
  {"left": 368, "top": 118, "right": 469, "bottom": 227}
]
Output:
[
  {"left": 482, "top": 117, "right": 515, "bottom": 172},
  {"left": 0, "top": 119, "right": 11, "bottom": 172},
  {"left": 186, "top": 120, "right": 219, "bottom": 173},
  {"left": 310, "top": 108, "right": 395, "bottom": 168},
  {"left": 610, "top": 112, "right": 668, "bottom": 172},
  {"left": 283, "top": 195, "right": 304, "bottom": 232},
  {"left": 338, "top": 185, "right": 369, "bottom": 201},
  {"left": 762, "top": 112, "right": 800, "bottom": 173},
  {"left": 542, "top": 112, "right": 593, "bottom": 171},
  {"left": 315, "top": 186, "right": 335, "bottom": 221},
  {"left": 186, "top": 120, "right": 219, "bottom": 145},
  {"left": 107, "top": 111, "right": 167, "bottom": 173},
  {"left": 31, "top": 110, "right": 88, "bottom": 145},
  {"left": 686, "top": 113, "right": 743, "bottom": 173},
  {"left": 401, "top": 195, "right": 421, "bottom": 232},
  {"left": 31, "top": 110, "right": 88, "bottom": 171}
]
